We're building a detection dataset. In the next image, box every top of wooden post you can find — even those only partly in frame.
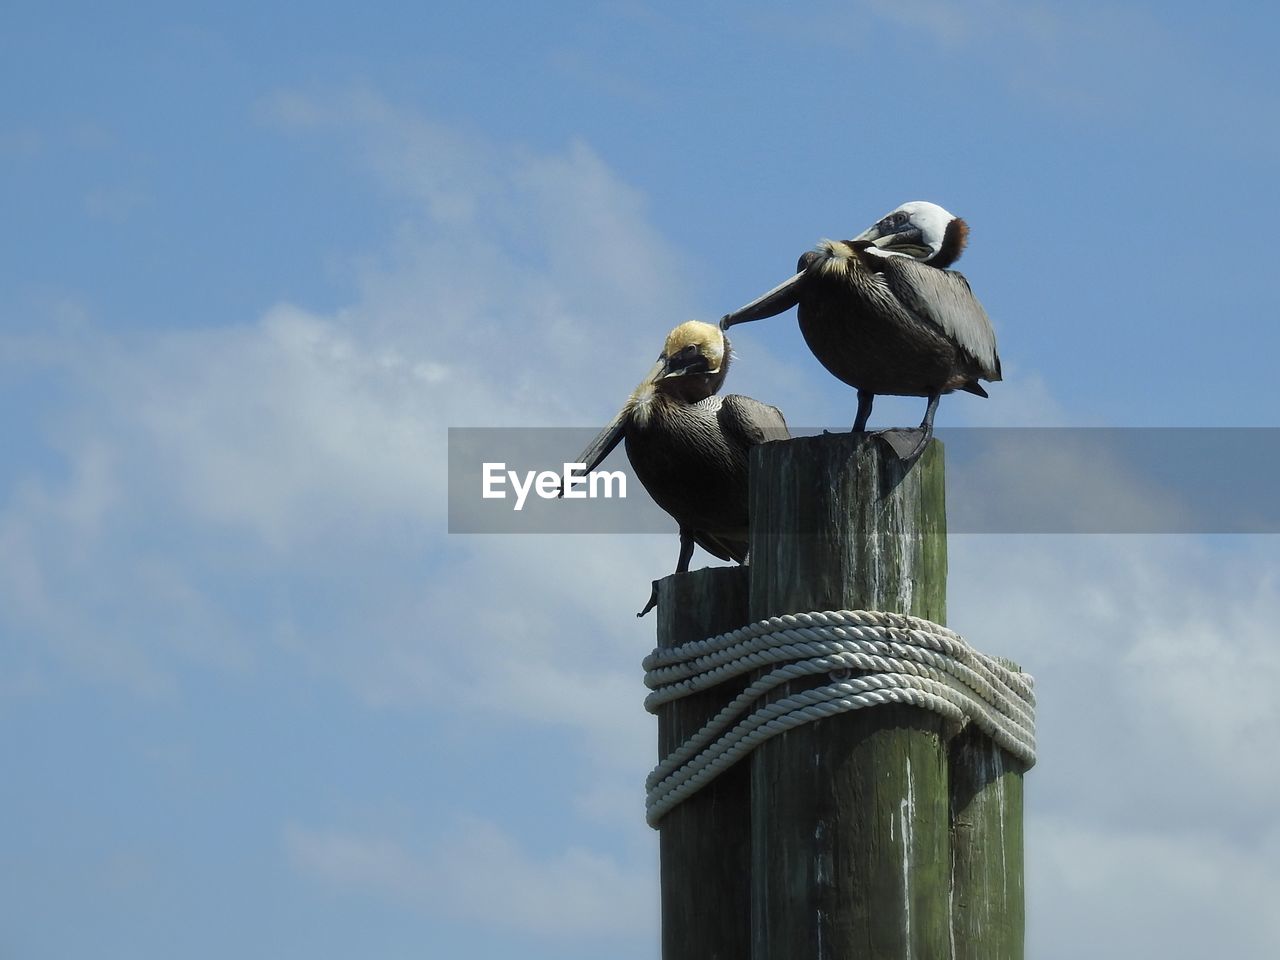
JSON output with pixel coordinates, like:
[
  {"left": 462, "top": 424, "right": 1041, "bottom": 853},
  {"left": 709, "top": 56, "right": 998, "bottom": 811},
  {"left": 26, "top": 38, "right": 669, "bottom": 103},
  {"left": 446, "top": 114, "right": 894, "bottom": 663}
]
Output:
[{"left": 748, "top": 432, "right": 947, "bottom": 623}]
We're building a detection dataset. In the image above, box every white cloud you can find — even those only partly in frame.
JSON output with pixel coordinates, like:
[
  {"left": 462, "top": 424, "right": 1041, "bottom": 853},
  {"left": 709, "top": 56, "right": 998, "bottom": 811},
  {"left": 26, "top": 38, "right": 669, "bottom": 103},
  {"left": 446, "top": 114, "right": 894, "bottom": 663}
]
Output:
[
  {"left": 947, "top": 430, "right": 1196, "bottom": 533},
  {"left": 124, "top": 305, "right": 447, "bottom": 548},
  {"left": 952, "top": 368, "right": 1071, "bottom": 428},
  {"left": 285, "top": 818, "right": 656, "bottom": 940},
  {"left": 322, "top": 530, "right": 669, "bottom": 812},
  {"left": 952, "top": 535, "right": 1280, "bottom": 832},
  {"left": 3, "top": 101, "right": 684, "bottom": 959},
  {"left": 7, "top": 86, "right": 1279, "bottom": 957},
  {"left": 261, "top": 87, "right": 692, "bottom": 374},
  {"left": 858, "top": 0, "right": 976, "bottom": 46},
  {"left": 850, "top": 0, "right": 1171, "bottom": 100},
  {"left": 766, "top": 0, "right": 1277, "bottom": 154},
  {"left": 1030, "top": 815, "right": 1280, "bottom": 958},
  {"left": 2, "top": 87, "right": 697, "bottom": 595},
  {"left": 0, "top": 90, "right": 693, "bottom": 835},
  {"left": 0, "top": 427, "right": 246, "bottom": 696},
  {"left": 951, "top": 534, "right": 1280, "bottom": 957}
]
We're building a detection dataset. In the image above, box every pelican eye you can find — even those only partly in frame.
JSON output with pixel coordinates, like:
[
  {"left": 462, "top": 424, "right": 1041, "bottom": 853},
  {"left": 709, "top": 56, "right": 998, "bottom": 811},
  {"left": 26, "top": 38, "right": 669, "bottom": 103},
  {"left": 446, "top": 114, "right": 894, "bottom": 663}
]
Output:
[{"left": 679, "top": 344, "right": 705, "bottom": 366}]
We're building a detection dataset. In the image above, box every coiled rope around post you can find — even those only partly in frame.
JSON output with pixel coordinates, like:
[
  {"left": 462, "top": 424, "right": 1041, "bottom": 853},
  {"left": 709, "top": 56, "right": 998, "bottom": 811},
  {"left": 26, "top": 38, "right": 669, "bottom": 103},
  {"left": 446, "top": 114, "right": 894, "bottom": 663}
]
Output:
[{"left": 642, "top": 609, "right": 1035, "bottom": 827}]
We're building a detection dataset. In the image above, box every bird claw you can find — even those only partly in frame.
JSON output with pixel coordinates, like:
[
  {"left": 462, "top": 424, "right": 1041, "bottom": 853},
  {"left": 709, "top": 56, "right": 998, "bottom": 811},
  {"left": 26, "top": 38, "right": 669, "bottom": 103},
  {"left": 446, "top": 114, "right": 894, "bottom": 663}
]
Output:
[{"left": 637, "top": 580, "right": 660, "bottom": 617}]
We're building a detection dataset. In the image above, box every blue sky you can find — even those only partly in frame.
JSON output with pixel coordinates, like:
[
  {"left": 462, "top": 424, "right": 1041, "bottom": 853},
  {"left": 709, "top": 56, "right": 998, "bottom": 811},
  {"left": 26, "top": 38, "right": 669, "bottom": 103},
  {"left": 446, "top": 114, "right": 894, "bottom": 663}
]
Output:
[{"left": 3, "top": 3, "right": 1279, "bottom": 958}]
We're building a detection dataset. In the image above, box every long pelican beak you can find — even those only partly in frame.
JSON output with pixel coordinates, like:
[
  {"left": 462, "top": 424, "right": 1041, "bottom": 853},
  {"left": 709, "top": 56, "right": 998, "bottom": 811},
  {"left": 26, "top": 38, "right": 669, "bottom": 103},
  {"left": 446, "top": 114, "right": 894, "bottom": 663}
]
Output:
[
  {"left": 643, "top": 356, "right": 671, "bottom": 384},
  {"left": 565, "top": 356, "right": 664, "bottom": 481},
  {"left": 569, "top": 404, "right": 628, "bottom": 479},
  {"left": 720, "top": 272, "right": 804, "bottom": 329},
  {"left": 855, "top": 224, "right": 929, "bottom": 260},
  {"left": 660, "top": 344, "right": 715, "bottom": 379}
]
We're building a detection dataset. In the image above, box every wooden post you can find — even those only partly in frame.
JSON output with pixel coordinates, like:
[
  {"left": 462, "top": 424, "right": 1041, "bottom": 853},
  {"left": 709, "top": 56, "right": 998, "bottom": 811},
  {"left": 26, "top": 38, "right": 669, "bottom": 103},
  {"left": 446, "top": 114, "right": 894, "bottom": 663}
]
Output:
[
  {"left": 654, "top": 565, "right": 751, "bottom": 960},
  {"left": 948, "top": 658, "right": 1027, "bottom": 959},
  {"left": 651, "top": 432, "right": 1027, "bottom": 959},
  {"left": 747, "top": 433, "right": 954, "bottom": 959}
]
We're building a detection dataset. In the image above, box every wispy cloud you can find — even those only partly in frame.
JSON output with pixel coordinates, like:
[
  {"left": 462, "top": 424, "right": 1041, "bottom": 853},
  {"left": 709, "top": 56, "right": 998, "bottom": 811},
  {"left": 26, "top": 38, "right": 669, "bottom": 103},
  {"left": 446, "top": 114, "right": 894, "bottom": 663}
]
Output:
[
  {"left": 952, "top": 533, "right": 1280, "bottom": 957},
  {"left": 759, "top": 0, "right": 1278, "bottom": 154},
  {"left": 7, "top": 83, "right": 1278, "bottom": 959},
  {"left": 285, "top": 818, "right": 656, "bottom": 939},
  {"left": 953, "top": 535, "right": 1280, "bottom": 829},
  {"left": 1030, "top": 814, "right": 1280, "bottom": 957},
  {"left": 0, "top": 90, "right": 690, "bottom": 831}
]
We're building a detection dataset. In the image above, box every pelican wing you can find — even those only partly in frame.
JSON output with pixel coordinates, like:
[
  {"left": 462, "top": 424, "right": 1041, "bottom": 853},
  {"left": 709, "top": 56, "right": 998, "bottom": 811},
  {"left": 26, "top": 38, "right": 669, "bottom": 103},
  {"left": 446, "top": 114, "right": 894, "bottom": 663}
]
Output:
[
  {"left": 674, "top": 394, "right": 787, "bottom": 565},
  {"left": 717, "top": 394, "right": 791, "bottom": 449},
  {"left": 691, "top": 530, "right": 741, "bottom": 563},
  {"left": 879, "top": 259, "right": 1002, "bottom": 379}
]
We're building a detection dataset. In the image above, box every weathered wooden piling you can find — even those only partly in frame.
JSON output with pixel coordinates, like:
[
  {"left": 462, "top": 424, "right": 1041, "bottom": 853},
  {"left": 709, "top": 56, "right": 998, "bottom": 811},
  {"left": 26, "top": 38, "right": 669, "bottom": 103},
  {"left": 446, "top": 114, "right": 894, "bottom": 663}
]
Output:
[
  {"left": 654, "top": 566, "right": 752, "bottom": 960},
  {"left": 949, "top": 664, "right": 1028, "bottom": 960},
  {"left": 748, "top": 433, "right": 951, "bottom": 959},
  {"left": 651, "top": 432, "right": 1026, "bottom": 959}
]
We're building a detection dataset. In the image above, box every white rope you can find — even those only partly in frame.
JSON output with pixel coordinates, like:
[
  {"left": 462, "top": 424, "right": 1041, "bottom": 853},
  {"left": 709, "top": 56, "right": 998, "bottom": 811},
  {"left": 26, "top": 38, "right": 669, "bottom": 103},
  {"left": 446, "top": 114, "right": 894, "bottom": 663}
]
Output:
[{"left": 643, "top": 609, "right": 1035, "bottom": 827}]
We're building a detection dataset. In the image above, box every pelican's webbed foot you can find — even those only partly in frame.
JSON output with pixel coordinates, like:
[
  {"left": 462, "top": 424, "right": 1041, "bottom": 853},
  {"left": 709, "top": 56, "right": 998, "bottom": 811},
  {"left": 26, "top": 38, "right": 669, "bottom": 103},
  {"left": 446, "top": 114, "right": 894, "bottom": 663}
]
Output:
[
  {"left": 877, "top": 393, "right": 941, "bottom": 462},
  {"left": 877, "top": 427, "right": 930, "bottom": 462}
]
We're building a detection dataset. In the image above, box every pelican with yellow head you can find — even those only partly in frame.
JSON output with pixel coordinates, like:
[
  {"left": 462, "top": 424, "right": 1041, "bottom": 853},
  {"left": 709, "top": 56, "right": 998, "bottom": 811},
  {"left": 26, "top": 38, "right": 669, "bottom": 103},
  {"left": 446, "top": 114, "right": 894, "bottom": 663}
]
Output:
[{"left": 570, "top": 320, "right": 788, "bottom": 615}]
